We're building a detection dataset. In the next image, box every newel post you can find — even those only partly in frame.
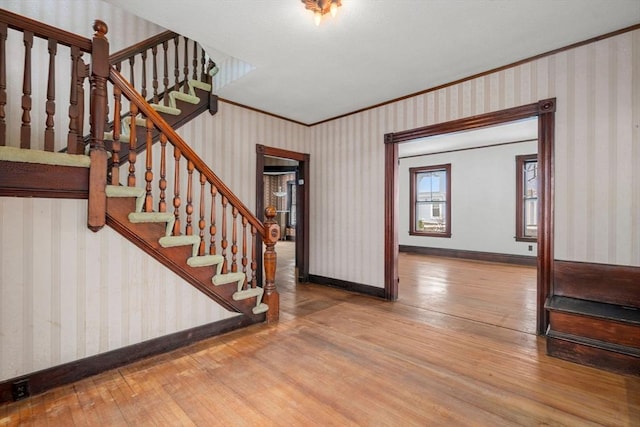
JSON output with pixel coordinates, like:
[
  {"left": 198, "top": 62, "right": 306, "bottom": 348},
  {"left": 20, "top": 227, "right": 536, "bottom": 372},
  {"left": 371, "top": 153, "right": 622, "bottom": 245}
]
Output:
[
  {"left": 263, "top": 206, "right": 280, "bottom": 322},
  {"left": 87, "top": 20, "right": 109, "bottom": 232}
]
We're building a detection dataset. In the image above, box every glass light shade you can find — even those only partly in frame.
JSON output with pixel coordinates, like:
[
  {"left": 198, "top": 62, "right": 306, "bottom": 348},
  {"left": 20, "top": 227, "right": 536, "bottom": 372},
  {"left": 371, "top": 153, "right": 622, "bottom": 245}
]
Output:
[
  {"left": 314, "top": 10, "right": 322, "bottom": 26},
  {"left": 330, "top": 2, "right": 338, "bottom": 17}
]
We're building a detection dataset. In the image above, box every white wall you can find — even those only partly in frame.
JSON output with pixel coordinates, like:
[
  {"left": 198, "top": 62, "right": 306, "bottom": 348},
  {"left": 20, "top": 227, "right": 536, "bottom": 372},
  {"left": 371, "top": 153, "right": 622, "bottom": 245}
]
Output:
[
  {"left": 309, "top": 28, "right": 640, "bottom": 289},
  {"left": 399, "top": 140, "right": 538, "bottom": 256}
]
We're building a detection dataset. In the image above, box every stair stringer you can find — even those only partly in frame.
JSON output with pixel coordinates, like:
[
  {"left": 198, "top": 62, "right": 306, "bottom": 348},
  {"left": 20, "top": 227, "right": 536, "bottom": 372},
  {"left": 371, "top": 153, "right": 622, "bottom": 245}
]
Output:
[{"left": 105, "top": 195, "right": 266, "bottom": 321}]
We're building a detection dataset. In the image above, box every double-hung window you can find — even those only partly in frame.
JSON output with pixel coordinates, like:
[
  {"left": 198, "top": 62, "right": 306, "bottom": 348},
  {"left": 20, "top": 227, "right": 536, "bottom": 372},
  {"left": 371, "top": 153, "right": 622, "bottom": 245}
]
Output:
[
  {"left": 409, "top": 164, "right": 451, "bottom": 237},
  {"left": 516, "top": 154, "right": 538, "bottom": 241}
]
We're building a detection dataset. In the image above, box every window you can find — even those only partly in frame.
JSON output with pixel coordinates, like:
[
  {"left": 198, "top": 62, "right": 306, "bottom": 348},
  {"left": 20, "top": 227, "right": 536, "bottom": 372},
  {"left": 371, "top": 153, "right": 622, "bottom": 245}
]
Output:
[
  {"left": 410, "top": 164, "right": 451, "bottom": 237},
  {"left": 516, "top": 154, "right": 537, "bottom": 241}
]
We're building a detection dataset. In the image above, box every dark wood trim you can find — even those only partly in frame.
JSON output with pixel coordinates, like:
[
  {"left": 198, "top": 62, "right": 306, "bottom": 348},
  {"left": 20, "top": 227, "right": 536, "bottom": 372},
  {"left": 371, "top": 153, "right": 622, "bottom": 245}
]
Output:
[
  {"left": 399, "top": 245, "right": 537, "bottom": 267},
  {"left": 408, "top": 163, "right": 451, "bottom": 238},
  {"left": 0, "top": 9, "right": 92, "bottom": 52},
  {"left": 308, "top": 274, "right": 386, "bottom": 299},
  {"left": 220, "top": 98, "right": 308, "bottom": 127},
  {"left": 310, "top": 24, "right": 640, "bottom": 127},
  {"left": 256, "top": 144, "right": 310, "bottom": 284},
  {"left": 553, "top": 260, "right": 640, "bottom": 309},
  {"left": 384, "top": 135, "right": 399, "bottom": 300},
  {"left": 385, "top": 98, "right": 555, "bottom": 335},
  {"left": 264, "top": 165, "right": 298, "bottom": 174},
  {"left": 0, "top": 161, "right": 89, "bottom": 199},
  {"left": 0, "top": 314, "right": 256, "bottom": 403}
]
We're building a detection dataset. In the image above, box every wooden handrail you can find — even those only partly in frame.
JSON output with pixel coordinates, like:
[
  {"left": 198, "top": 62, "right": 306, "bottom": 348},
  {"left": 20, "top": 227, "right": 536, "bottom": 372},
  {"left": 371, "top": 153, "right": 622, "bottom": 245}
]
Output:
[
  {"left": 109, "top": 30, "right": 176, "bottom": 64},
  {"left": 0, "top": 9, "right": 92, "bottom": 52},
  {"left": 108, "top": 66, "right": 267, "bottom": 237}
]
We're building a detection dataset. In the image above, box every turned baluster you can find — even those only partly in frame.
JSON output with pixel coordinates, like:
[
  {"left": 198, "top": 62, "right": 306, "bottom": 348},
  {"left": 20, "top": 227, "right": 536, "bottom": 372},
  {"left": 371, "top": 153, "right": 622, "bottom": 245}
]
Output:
[
  {"left": 173, "top": 35, "right": 179, "bottom": 92},
  {"left": 242, "top": 216, "right": 248, "bottom": 278},
  {"left": 44, "top": 39, "right": 57, "bottom": 152},
  {"left": 172, "top": 147, "right": 182, "bottom": 235},
  {"left": 231, "top": 207, "right": 238, "bottom": 274},
  {"left": 185, "top": 160, "right": 194, "bottom": 235},
  {"left": 110, "top": 79, "right": 122, "bottom": 184},
  {"left": 20, "top": 31, "right": 33, "bottom": 149},
  {"left": 127, "top": 102, "right": 138, "bottom": 187},
  {"left": 162, "top": 40, "right": 169, "bottom": 106},
  {"left": 200, "top": 46, "right": 206, "bottom": 82},
  {"left": 198, "top": 173, "right": 206, "bottom": 256},
  {"left": 183, "top": 36, "right": 189, "bottom": 93},
  {"left": 0, "top": 22, "right": 6, "bottom": 145},
  {"left": 140, "top": 49, "right": 148, "bottom": 99},
  {"left": 75, "top": 59, "right": 88, "bottom": 153},
  {"left": 158, "top": 133, "right": 167, "bottom": 212},
  {"left": 209, "top": 185, "right": 217, "bottom": 255},
  {"left": 250, "top": 225, "right": 257, "bottom": 288},
  {"left": 144, "top": 117, "right": 153, "bottom": 212},
  {"left": 263, "top": 207, "right": 280, "bottom": 323},
  {"left": 67, "top": 46, "right": 80, "bottom": 152},
  {"left": 151, "top": 45, "right": 159, "bottom": 104},
  {"left": 128, "top": 55, "right": 135, "bottom": 91},
  {"left": 221, "top": 196, "right": 228, "bottom": 274},
  {"left": 192, "top": 40, "right": 198, "bottom": 81}
]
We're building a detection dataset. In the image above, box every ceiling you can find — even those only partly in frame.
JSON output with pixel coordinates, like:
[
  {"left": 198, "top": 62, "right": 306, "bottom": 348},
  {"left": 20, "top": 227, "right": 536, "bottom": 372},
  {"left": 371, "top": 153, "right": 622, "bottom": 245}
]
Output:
[{"left": 103, "top": 0, "right": 639, "bottom": 125}]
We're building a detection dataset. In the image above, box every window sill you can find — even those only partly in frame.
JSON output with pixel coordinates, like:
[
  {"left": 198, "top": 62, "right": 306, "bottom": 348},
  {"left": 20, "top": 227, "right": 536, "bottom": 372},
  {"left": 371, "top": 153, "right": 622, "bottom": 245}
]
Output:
[{"left": 410, "top": 231, "right": 452, "bottom": 238}]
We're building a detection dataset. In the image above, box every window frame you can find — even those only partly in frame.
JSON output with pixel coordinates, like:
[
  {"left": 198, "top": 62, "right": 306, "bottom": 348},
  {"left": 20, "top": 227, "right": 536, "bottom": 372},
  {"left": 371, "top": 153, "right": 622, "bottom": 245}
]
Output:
[
  {"left": 515, "top": 154, "right": 538, "bottom": 242},
  {"left": 409, "top": 163, "right": 452, "bottom": 238}
]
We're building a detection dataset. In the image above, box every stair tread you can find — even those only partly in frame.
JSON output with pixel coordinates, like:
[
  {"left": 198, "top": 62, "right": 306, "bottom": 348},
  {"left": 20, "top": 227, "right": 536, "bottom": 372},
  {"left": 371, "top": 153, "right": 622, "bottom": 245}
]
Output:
[
  {"left": 187, "top": 254, "right": 224, "bottom": 268},
  {"left": 159, "top": 235, "right": 201, "bottom": 247},
  {"left": 150, "top": 103, "right": 181, "bottom": 115},
  {"left": 212, "top": 272, "right": 245, "bottom": 286},
  {"left": 233, "top": 287, "right": 263, "bottom": 300},
  {"left": 546, "top": 296, "right": 640, "bottom": 325},
  {"left": 106, "top": 185, "right": 145, "bottom": 198},
  {"left": 128, "top": 212, "right": 175, "bottom": 223},
  {"left": 252, "top": 303, "right": 269, "bottom": 315}
]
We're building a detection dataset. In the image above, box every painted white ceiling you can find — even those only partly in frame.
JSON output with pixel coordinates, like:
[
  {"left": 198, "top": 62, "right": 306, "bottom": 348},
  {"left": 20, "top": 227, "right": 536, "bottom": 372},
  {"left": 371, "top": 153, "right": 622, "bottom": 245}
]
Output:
[
  {"left": 103, "top": 0, "right": 640, "bottom": 125},
  {"left": 398, "top": 117, "right": 538, "bottom": 158}
]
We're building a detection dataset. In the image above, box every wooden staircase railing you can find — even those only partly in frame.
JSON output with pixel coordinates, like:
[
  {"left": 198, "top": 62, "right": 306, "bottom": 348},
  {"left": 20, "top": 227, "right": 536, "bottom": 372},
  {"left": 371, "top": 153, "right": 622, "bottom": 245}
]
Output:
[
  {"left": 0, "top": 8, "right": 92, "bottom": 154},
  {"left": 0, "top": 9, "right": 280, "bottom": 322},
  {"left": 106, "top": 66, "right": 280, "bottom": 322}
]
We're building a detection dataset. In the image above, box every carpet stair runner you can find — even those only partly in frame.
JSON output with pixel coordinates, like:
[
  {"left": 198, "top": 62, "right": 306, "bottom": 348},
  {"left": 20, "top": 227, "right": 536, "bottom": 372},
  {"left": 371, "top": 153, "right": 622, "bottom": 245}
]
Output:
[{"left": 105, "top": 185, "right": 268, "bottom": 315}]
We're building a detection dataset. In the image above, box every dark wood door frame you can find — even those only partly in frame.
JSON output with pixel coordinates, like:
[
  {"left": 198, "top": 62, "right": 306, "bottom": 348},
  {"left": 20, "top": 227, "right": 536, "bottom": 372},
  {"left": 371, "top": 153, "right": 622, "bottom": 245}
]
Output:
[
  {"left": 384, "top": 98, "right": 556, "bottom": 335},
  {"left": 256, "top": 144, "right": 310, "bottom": 283}
]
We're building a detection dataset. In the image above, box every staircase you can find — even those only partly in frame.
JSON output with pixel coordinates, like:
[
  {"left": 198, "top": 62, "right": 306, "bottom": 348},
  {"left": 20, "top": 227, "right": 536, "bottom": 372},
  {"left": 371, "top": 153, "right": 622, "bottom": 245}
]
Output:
[{"left": 0, "top": 10, "right": 280, "bottom": 323}]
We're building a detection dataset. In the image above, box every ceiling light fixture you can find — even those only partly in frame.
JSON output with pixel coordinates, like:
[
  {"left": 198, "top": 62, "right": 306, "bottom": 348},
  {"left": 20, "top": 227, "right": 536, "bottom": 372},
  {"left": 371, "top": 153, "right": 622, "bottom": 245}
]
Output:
[{"left": 301, "top": 0, "right": 342, "bottom": 26}]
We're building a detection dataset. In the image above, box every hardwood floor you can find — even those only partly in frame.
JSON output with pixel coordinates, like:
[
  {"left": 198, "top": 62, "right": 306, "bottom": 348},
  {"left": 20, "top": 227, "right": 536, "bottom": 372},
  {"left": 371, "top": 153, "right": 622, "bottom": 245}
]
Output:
[{"left": 1, "top": 243, "right": 638, "bottom": 426}]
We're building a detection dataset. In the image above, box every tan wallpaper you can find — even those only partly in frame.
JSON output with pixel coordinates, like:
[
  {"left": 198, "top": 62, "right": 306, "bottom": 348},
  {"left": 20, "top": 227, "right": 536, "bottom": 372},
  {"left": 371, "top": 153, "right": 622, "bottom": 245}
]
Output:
[{"left": 309, "top": 29, "right": 640, "bottom": 289}]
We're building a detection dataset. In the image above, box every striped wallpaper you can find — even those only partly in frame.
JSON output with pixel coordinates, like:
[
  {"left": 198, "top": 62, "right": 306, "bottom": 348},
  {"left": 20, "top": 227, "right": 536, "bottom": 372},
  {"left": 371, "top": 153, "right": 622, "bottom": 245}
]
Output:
[
  {"left": 0, "top": 2, "right": 637, "bottom": 381},
  {"left": 309, "top": 28, "right": 640, "bottom": 288}
]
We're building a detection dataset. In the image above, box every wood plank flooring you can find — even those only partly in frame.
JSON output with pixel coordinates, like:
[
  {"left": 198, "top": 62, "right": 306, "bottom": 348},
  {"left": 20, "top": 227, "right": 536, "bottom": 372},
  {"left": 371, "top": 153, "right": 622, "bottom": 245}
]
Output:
[{"left": 1, "top": 243, "right": 639, "bottom": 426}]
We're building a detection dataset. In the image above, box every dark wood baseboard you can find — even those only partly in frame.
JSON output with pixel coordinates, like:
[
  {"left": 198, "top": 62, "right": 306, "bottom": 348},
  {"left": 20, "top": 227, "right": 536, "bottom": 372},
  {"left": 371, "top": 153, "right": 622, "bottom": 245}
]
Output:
[
  {"left": 307, "top": 274, "right": 386, "bottom": 298},
  {"left": 553, "top": 260, "right": 640, "bottom": 309},
  {"left": 0, "top": 314, "right": 256, "bottom": 404},
  {"left": 399, "top": 245, "right": 537, "bottom": 267}
]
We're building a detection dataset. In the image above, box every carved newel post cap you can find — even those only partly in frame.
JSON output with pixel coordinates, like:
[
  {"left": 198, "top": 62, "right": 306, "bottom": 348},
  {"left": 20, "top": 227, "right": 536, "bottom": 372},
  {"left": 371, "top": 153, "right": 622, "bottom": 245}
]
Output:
[
  {"left": 265, "top": 206, "right": 276, "bottom": 220},
  {"left": 93, "top": 20, "right": 108, "bottom": 36}
]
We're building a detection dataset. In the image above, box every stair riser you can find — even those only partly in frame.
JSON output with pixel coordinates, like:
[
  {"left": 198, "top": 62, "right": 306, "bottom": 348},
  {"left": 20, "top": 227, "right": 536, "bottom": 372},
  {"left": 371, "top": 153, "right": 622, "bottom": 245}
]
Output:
[
  {"left": 549, "top": 311, "right": 640, "bottom": 349},
  {"left": 547, "top": 336, "right": 640, "bottom": 376}
]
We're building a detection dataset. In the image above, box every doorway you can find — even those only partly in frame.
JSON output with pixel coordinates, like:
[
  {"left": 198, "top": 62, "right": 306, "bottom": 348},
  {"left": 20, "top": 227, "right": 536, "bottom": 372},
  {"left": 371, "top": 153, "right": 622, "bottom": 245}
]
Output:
[
  {"left": 256, "top": 145, "right": 310, "bottom": 285},
  {"left": 384, "top": 99, "right": 556, "bottom": 335}
]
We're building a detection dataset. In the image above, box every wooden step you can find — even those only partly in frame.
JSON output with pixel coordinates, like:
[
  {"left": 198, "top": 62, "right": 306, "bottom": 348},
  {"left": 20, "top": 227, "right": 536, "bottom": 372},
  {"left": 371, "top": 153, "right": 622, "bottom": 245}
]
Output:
[{"left": 545, "top": 296, "right": 640, "bottom": 375}]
